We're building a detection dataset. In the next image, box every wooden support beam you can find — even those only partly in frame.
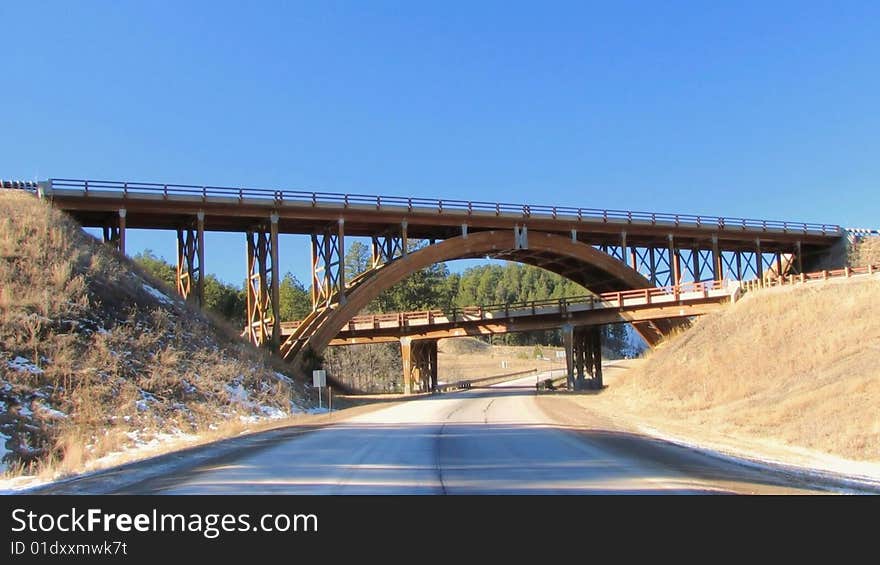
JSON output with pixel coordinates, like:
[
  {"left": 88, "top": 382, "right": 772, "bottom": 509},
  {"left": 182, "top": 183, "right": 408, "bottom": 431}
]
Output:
[
  {"left": 756, "top": 238, "right": 764, "bottom": 280},
  {"left": 270, "top": 213, "right": 281, "bottom": 350},
  {"left": 562, "top": 324, "right": 574, "bottom": 391},
  {"left": 711, "top": 235, "right": 721, "bottom": 280},
  {"left": 196, "top": 211, "right": 205, "bottom": 305},
  {"left": 400, "top": 337, "right": 413, "bottom": 395},
  {"left": 117, "top": 208, "right": 126, "bottom": 255},
  {"left": 669, "top": 234, "right": 681, "bottom": 285}
]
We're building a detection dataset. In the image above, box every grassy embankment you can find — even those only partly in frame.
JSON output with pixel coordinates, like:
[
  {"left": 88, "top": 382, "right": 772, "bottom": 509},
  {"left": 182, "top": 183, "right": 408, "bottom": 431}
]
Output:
[
  {"left": 0, "top": 190, "right": 313, "bottom": 480},
  {"left": 582, "top": 238, "right": 880, "bottom": 466}
]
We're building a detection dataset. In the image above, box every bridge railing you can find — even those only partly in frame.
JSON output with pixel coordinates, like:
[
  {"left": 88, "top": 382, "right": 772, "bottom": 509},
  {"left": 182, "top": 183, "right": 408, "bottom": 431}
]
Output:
[
  {"left": 276, "top": 266, "right": 879, "bottom": 335},
  {"left": 37, "top": 178, "right": 842, "bottom": 236},
  {"left": 280, "top": 279, "right": 731, "bottom": 333},
  {"left": 740, "top": 265, "right": 878, "bottom": 293}
]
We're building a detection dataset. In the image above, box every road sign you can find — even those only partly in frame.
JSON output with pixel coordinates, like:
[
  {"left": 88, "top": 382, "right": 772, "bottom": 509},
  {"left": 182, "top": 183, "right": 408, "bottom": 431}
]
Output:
[{"left": 312, "top": 369, "right": 326, "bottom": 388}]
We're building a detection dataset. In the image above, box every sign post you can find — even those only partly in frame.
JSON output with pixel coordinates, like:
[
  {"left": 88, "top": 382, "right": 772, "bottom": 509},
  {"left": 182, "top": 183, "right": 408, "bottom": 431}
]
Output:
[{"left": 312, "top": 369, "right": 327, "bottom": 409}]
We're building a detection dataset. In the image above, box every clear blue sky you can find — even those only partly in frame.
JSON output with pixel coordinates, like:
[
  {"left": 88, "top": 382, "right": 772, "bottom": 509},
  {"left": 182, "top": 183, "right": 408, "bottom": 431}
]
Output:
[{"left": 3, "top": 1, "right": 878, "bottom": 285}]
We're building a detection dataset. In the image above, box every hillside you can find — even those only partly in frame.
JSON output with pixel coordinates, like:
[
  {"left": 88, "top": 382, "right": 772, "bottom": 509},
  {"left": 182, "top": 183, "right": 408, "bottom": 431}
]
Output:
[
  {"left": 0, "top": 190, "right": 311, "bottom": 478},
  {"left": 590, "top": 273, "right": 880, "bottom": 463}
]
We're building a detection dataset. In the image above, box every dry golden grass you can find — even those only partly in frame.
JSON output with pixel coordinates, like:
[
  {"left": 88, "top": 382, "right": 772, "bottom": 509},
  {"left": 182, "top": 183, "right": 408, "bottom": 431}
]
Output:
[
  {"left": 0, "top": 190, "right": 308, "bottom": 478},
  {"left": 438, "top": 339, "right": 562, "bottom": 381},
  {"left": 601, "top": 276, "right": 880, "bottom": 461},
  {"left": 851, "top": 236, "right": 880, "bottom": 268}
]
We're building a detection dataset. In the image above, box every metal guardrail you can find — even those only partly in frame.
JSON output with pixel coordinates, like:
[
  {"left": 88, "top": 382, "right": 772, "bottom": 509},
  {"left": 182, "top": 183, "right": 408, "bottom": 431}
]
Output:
[
  {"left": 29, "top": 178, "right": 843, "bottom": 235},
  {"left": 1, "top": 180, "right": 39, "bottom": 190},
  {"left": 434, "top": 367, "right": 538, "bottom": 392}
]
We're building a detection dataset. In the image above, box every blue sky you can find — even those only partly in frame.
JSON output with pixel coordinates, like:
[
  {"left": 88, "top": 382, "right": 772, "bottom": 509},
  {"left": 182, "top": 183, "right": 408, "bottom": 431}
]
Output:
[{"left": 3, "top": 1, "right": 878, "bottom": 285}]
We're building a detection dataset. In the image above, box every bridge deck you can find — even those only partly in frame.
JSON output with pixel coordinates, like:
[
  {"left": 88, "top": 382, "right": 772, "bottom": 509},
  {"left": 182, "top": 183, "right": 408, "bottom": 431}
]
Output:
[
  {"left": 31, "top": 179, "right": 841, "bottom": 250},
  {"left": 279, "top": 281, "right": 736, "bottom": 344}
]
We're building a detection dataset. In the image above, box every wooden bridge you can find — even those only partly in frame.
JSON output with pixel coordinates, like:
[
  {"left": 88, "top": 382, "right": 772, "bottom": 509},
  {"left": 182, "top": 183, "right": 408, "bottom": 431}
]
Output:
[{"left": 1, "top": 178, "right": 849, "bottom": 389}]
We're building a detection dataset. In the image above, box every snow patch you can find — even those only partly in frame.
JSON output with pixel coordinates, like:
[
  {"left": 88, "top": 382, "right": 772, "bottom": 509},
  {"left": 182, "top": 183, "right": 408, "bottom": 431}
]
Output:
[
  {"left": 136, "top": 391, "right": 158, "bottom": 412},
  {"left": 638, "top": 425, "right": 880, "bottom": 494},
  {"left": 143, "top": 284, "right": 174, "bottom": 305},
  {"left": 35, "top": 404, "right": 67, "bottom": 420},
  {"left": 225, "top": 384, "right": 249, "bottom": 403},
  {"left": 0, "top": 432, "right": 10, "bottom": 474},
  {"left": 6, "top": 357, "right": 43, "bottom": 375}
]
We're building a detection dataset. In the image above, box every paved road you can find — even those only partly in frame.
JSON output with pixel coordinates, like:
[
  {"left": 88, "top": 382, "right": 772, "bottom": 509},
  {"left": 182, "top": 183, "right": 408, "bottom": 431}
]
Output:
[{"left": 134, "top": 374, "right": 826, "bottom": 495}]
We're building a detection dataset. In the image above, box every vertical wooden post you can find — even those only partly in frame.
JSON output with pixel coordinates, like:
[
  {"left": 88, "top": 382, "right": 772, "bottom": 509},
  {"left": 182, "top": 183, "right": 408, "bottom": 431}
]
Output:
[
  {"left": 117, "top": 209, "right": 126, "bottom": 256},
  {"left": 401, "top": 220, "right": 408, "bottom": 256},
  {"left": 562, "top": 324, "right": 574, "bottom": 391},
  {"left": 712, "top": 235, "right": 722, "bottom": 281},
  {"left": 310, "top": 234, "right": 320, "bottom": 309},
  {"left": 400, "top": 337, "right": 413, "bottom": 395},
  {"left": 592, "top": 327, "right": 603, "bottom": 389},
  {"left": 756, "top": 238, "right": 764, "bottom": 280},
  {"left": 196, "top": 211, "right": 205, "bottom": 306},
  {"left": 337, "top": 219, "right": 345, "bottom": 302},
  {"left": 669, "top": 234, "right": 680, "bottom": 285},
  {"left": 428, "top": 339, "right": 438, "bottom": 391},
  {"left": 796, "top": 241, "right": 803, "bottom": 274},
  {"left": 246, "top": 229, "right": 257, "bottom": 343},
  {"left": 270, "top": 213, "right": 281, "bottom": 351}
]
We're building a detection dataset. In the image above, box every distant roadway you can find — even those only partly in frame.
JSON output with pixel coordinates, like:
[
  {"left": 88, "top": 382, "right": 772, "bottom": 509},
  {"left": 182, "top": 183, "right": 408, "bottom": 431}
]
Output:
[{"left": 97, "top": 372, "right": 832, "bottom": 495}]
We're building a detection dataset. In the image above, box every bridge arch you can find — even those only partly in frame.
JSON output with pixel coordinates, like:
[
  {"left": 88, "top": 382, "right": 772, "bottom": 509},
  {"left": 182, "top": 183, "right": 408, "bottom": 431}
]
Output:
[{"left": 289, "top": 230, "right": 677, "bottom": 370}]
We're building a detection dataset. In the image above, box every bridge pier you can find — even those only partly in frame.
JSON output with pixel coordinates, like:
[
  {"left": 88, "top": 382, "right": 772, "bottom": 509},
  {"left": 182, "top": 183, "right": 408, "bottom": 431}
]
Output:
[
  {"left": 101, "top": 208, "right": 126, "bottom": 255},
  {"left": 400, "top": 337, "right": 438, "bottom": 395},
  {"left": 245, "top": 214, "right": 281, "bottom": 350},
  {"left": 311, "top": 220, "right": 346, "bottom": 310},
  {"left": 176, "top": 211, "right": 205, "bottom": 306},
  {"left": 563, "top": 325, "right": 603, "bottom": 391}
]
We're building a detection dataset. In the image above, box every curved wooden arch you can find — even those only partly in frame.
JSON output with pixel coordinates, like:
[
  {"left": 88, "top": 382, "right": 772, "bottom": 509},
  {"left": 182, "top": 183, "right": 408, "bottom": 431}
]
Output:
[{"left": 294, "top": 230, "right": 674, "bottom": 369}]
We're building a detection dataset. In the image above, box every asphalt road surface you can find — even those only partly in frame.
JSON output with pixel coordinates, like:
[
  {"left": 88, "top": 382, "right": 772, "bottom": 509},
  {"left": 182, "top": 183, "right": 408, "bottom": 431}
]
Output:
[{"left": 124, "top": 374, "right": 827, "bottom": 495}]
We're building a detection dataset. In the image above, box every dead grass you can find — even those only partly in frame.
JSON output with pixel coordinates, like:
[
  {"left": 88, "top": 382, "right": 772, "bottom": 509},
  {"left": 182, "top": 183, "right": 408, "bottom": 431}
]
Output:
[
  {"left": 0, "top": 189, "right": 309, "bottom": 478},
  {"left": 598, "top": 276, "right": 880, "bottom": 462},
  {"left": 851, "top": 236, "right": 880, "bottom": 268},
  {"left": 438, "top": 342, "right": 563, "bottom": 381}
]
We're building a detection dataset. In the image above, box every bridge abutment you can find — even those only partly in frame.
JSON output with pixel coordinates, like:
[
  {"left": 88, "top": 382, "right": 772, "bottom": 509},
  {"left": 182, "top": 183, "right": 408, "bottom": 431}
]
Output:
[
  {"left": 563, "top": 325, "right": 603, "bottom": 391},
  {"left": 400, "top": 337, "right": 438, "bottom": 395}
]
